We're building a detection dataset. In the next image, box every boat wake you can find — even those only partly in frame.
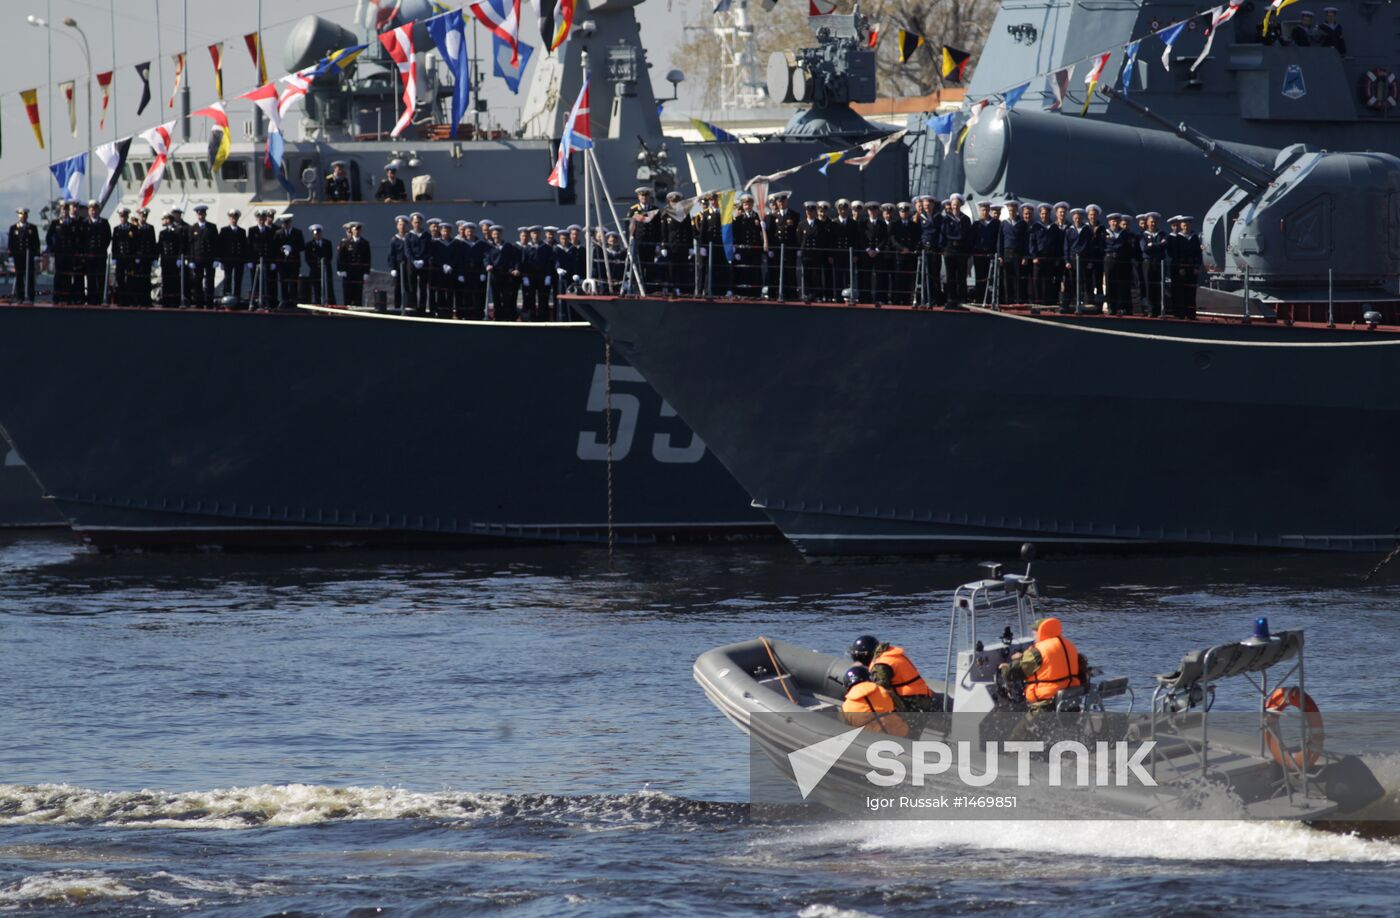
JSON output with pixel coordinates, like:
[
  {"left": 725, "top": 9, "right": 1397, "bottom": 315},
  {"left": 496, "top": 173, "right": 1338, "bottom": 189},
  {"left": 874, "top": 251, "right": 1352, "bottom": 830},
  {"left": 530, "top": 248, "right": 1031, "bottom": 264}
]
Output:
[{"left": 0, "top": 782, "right": 749, "bottom": 831}]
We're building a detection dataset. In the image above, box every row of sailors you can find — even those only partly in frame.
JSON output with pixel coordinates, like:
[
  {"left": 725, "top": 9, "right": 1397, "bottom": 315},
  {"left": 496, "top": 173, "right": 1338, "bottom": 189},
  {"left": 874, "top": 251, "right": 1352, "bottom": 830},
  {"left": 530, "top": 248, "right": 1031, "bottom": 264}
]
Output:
[
  {"left": 623, "top": 187, "right": 1204, "bottom": 316},
  {"left": 4, "top": 200, "right": 373, "bottom": 310}
]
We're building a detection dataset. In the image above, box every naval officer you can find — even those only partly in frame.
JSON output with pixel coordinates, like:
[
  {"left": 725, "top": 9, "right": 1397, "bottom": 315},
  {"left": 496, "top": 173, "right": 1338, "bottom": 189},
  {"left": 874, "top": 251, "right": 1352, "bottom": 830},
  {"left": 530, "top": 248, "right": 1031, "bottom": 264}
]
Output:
[{"left": 7, "top": 207, "right": 39, "bottom": 303}]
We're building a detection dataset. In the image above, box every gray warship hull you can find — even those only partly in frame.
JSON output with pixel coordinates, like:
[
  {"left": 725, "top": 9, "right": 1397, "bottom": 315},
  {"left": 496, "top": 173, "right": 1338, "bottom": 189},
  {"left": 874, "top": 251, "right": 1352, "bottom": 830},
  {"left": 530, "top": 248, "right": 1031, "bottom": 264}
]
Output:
[
  {"left": 574, "top": 295, "right": 1400, "bottom": 556},
  {"left": 0, "top": 305, "right": 770, "bottom": 549}
]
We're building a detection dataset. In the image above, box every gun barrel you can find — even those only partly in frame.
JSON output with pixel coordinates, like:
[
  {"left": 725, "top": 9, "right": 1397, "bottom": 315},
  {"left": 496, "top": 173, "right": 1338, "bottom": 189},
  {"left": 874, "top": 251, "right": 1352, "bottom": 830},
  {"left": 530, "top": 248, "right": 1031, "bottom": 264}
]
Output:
[{"left": 1102, "top": 86, "right": 1274, "bottom": 193}]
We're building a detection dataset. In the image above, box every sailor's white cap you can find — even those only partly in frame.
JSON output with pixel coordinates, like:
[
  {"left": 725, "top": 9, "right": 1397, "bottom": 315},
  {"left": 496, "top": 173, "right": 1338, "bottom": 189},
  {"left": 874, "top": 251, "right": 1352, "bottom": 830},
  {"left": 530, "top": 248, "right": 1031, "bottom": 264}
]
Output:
[
  {"left": 193, "top": 204, "right": 208, "bottom": 213},
  {"left": 310, "top": 224, "right": 323, "bottom": 231}
]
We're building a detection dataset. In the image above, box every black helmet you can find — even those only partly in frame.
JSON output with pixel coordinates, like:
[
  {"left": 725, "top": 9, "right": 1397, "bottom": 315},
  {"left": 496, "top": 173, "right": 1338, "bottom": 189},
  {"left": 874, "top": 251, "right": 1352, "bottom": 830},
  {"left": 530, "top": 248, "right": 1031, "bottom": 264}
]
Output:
[
  {"left": 843, "top": 665, "right": 872, "bottom": 688},
  {"left": 850, "top": 635, "right": 879, "bottom": 665}
]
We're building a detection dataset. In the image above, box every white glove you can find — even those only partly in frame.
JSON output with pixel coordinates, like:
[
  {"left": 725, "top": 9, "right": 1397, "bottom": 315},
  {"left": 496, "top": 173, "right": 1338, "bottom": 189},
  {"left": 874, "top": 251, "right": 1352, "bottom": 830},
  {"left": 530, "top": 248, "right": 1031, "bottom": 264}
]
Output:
[
  {"left": 175, "top": 258, "right": 184, "bottom": 267},
  {"left": 214, "top": 261, "right": 222, "bottom": 269},
  {"left": 281, "top": 245, "right": 292, "bottom": 256},
  {"left": 269, "top": 264, "right": 277, "bottom": 272},
  {"left": 697, "top": 248, "right": 706, "bottom": 258},
  {"left": 572, "top": 274, "right": 580, "bottom": 283},
  {"left": 545, "top": 276, "right": 553, "bottom": 287},
  {"left": 733, "top": 253, "right": 741, "bottom": 262},
  {"left": 390, "top": 269, "right": 397, "bottom": 278},
  {"left": 413, "top": 259, "right": 424, "bottom": 269},
  {"left": 245, "top": 263, "right": 253, "bottom": 271},
  {"left": 457, "top": 276, "right": 464, "bottom": 283},
  {"left": 659, "top": 247, "right": 668, "bottom": 257},
  {"left": 767, "top": 251, "right": 775, "bottom": 260},
  {"left": 523, "top": 277, "right": 531, "bottom": 287},
  {"left": 556, "top": 267, "right": 566, "bottom": 275},
  {"left": 442, "top": 264, "right": 452, "bottom": 274},
  {"left": 479, "top": 274, "right": 486, "bottom": 282},
  {"left": 337, "top": 271, "right": 346, "bottom": 278}
]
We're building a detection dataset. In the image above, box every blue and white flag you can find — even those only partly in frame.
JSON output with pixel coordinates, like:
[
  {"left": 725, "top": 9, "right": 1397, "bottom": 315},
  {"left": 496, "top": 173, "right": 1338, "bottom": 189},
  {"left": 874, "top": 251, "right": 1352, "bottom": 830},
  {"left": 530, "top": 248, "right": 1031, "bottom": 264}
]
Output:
[
  {"left": 427, "top": 10, "right": 472, "bottom": 137},
  {"left": 1120, "top": 40, "right": 1142, "bottom": 96},
  {"left": 1000, "top": 81, "right": 1029, "bottom": 112},
  {"left": 49, "top": 152, "right": 87, "bottom": 200},
  {"left": 1158, "top": 21, "right": 1186, "bottom": 72},
  {"left": 486, "top": 0, "right": 534, "bottom": 93},
  {"left": 927, "top": 111, "right": 957, "bottom": 154}
]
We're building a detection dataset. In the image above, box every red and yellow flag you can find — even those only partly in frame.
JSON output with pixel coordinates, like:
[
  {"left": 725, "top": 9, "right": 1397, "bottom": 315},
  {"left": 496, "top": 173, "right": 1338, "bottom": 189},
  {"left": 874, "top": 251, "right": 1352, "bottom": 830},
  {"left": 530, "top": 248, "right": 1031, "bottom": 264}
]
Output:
[
  {"left": 20, "top": 88, "right": 43, "bottom": 149},
  {"left": 97, "top": 71, "right": 113, "bottom": 128},
  {"left": 208, "top": 42, "right": 224, "bottom": 99},
  {"left": 244, "top": 32, "right": 268, "bottom": 86}
]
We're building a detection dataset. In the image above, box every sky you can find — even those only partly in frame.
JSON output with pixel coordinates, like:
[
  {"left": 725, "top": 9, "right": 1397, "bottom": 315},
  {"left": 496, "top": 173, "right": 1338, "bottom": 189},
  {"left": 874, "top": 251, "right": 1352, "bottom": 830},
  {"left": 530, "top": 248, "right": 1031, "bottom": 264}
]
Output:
[{"left": 0, "top": 0, "right": 701, "bottom": 213}]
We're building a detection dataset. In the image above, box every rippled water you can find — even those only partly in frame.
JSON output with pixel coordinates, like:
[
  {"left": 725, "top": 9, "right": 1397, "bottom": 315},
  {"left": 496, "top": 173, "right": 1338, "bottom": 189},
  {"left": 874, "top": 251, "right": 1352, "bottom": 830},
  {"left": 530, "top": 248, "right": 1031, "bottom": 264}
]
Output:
[{"left": 3, "top": 534, "right": 1400, "bottom": 914}]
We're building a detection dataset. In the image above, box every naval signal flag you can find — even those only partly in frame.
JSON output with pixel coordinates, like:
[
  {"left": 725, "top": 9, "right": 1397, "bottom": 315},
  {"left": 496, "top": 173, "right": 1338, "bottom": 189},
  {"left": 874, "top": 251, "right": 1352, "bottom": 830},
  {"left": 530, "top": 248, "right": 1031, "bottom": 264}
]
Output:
[
  {"left": 97, "top": 71, "right": 113, "bottom": 129},
  {"left": 941, "top": 45, "right": 971, "bottom": 82},
  {"left": 20, "top": 89, "right": 43, "bottom": 150},
  {"left": 547, "top": 74, "right": 591, "bottom": 189},
  {"left": 427, "top": 10, "right": 473, "bottom": 137},
  {"left": 192, "top": 100, "right": 232, "bottom": 171},
  {"left": 897, "top": 30, "right": 925, "bottom": 64},
  {"left": 379, "top": 25, "right": 418, "bottom": 138}
]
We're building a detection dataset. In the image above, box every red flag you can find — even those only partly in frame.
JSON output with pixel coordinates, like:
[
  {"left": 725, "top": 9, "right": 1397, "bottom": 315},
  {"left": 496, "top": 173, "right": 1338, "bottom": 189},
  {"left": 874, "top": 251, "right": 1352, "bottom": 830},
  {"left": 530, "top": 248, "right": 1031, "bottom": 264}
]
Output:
[
  {"left": 97, "top": 71, "right": 113, "bottom": 129},
  {"left": 867, "top": 23, "right": 881, "bottom": 48},
  {"left": 379, "top": 26, "right": 417, "bottom": 137},
  {"left": 139, "top": 121, "right": 176, "bottom": 208}
]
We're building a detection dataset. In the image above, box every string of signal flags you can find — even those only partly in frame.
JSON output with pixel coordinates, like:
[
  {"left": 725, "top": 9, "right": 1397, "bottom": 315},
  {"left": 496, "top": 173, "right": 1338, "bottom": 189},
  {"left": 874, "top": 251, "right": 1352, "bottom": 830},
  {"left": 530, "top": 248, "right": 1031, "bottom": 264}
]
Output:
[
  {"left": 9, "top": 0, "right": 571, "bottom": 159},
  {"left": 919, "top": 0, "right": 1266, "bottom": 158}
]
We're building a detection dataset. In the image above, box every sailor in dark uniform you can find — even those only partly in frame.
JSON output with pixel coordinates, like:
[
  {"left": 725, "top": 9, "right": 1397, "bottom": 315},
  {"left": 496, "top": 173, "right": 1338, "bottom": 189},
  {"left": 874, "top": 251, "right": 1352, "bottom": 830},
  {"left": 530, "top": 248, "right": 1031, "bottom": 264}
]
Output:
[
  {"left": 886, "top": 202, "right": 919, "bottom": 306},
  {"left": 186, "top": 203, "right": 219, "bottom": 308},
  {"left": 731, "top": 193, "right": 764, "bottom": 298},
  {"left": 485, "top": 224, "right": 522, "bottom": 320},
  {"left": 1081, "top": 204, "right": 1107, "bottom": 309},
  {"left": 659, "top": 192, "right": 694, "bottom": 296},
  {"left": 405, "top": 212, "right": 430, "bottom": 313},
  {"left": 336, "top": 221, "right": 371, "bottom": 308},
  {"left": 554, "top": 224, "right": 586, "bottom": 300},
  {"left": 45, "top": 202, "right": 70, "bottom": 304},
  {"left": 273, "top": 213, "right": 305, "bottom": 309},
  {"left": 108, "top": 207, "right": 136, "bottom": 307},
  {"left": 80, "top": 200, "right": 112, "bottom": 305},
  {"left": 763, "top": 192, "right": 799, "bottom": 301},
  {"left": 996, "top": 202, "right": 1030, "bottom": 304},
  {"left": 692, "top": 193, "right": 724, "bottom": 295},
  {"left": 858, "top": 202, "right": 887, "bottom": 305},
  {"left": 325, "top": 161, "right": 352, "bottom": 202},
  {"left": 454, "top": 221, "right": 487, "bottom": 319},
  {"left": 541, "top": 225, "right": 563, "bottom": 316},
  {"left": 627, "top": 187, "right": 661, "bottom": 290},
  {"left": 1062, "top": 207, "right": 1087, "bottom": 311},
  {"left": 7, "top": 207, "right": 39, "bottom": 303},
  {"left": 247, "top": 208, "right": 277, "bottom": 308},
  {"left": 599, "top": 230, "right": 627, "bottom": 293},
  {"left": 1029, "top": 203, "right": 1061, "bottom": 307},
  {"left": 1167, "top": 215, "right": 1202, "bottom": 319},
  {"left": 304, "top": 224, "right": 335, "bottom": 305},
  {"left": 523, "top": 225, "right": 558, "bottom": 320},
  {"left": 1139, "top": 212, "right": 1169, "bottom": 317},
  {"left": 168, "top": 205, "right": 192, "bottom": 304},
  {"left": 1318, "top": 7, "right": 1345, "bottom": 52},
  {"left": 1290, "top": 10, "right": 1315, "bottom": 46},
  {"left": 1102, "top": 213, "right": 1137, "bottom": 316},
  {"left": 133, "top": 208, "right": 157, "bottom": 306},
  {"left": 218, "top": 209, "right": 247, "bottom": 305},
  {"left": 938, "top": 195, "right": 971, "bottom": 308},
  {"left": 375, "top": 164, "right": 408, "bottom": 202},
  {"left": 794, "top": 201, "right": 825, "bottom": 302},
  {"left": 157, "top": 212, "right": 186, "bottom": 308},
  {"left": 915, "top": 196, "right": 942, "bottom": 308},
  {"left": 969, "top": 201, "right": 998, "bottom": 303},
  {"left": 387, "top": 215, "right": 410, "bottom": 312}
]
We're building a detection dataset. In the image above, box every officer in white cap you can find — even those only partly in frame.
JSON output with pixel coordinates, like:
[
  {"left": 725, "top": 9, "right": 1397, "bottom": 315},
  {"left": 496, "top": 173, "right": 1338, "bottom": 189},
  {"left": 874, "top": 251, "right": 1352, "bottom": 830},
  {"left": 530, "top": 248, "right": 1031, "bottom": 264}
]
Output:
[
  {"left": 304, "top": 223, "right": 334, "bottom": 305},
  {"left": 186, "top": 203, "right": 219, "bottom": 308},
  {"left": 326, "top": 160, "right": 351, "bottom": 202},
  {"left": 217, "top": 209, "right": 247, "bottom": 305},
  {"left": 338, "top": 221, "right": 371, "bottom": 308},
  {"left": 273, "top": 213, "right": 305, "bottom": 309}
]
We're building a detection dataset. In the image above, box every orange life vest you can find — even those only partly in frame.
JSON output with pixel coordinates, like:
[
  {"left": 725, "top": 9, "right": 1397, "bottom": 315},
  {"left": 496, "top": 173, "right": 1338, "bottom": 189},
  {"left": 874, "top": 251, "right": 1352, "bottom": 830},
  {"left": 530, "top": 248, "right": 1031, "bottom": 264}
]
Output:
[
  {"left": 1024, "top": 618, "right": 1083, "bottom": 704},
  {"left": 842, "top": 682, "right": 909, "bottom": 737},
  {"left": 872, "top": 646, "right": 933, "bottom": 698}
]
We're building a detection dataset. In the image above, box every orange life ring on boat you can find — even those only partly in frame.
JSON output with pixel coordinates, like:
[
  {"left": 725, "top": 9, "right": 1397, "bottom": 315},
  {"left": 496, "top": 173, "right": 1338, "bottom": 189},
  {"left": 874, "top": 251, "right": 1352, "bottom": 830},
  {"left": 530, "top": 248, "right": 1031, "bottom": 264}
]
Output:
[
  {"left": 1264, "top": 687, "right": 1324, "bottom": 771},
  {"left": 1361, "top": 68, "right": 1398, "bottom": 111}
]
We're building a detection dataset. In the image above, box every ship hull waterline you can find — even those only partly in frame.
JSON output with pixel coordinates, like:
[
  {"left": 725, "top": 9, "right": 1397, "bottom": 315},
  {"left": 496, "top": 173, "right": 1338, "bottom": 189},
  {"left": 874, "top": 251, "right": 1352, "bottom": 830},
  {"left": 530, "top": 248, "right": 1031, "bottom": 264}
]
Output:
[
  {"left": 571, "top": 295, "right": 1400, "bottom": 557},
  {"left": 0, "top": 304, "right": 772, "bottom": 550}
]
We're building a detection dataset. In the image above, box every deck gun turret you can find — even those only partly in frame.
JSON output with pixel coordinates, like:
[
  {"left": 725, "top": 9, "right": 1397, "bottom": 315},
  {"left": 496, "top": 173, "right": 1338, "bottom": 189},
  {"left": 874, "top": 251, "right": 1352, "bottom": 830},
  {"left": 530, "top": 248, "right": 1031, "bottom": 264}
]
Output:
[{"left": 1105, "top": 86, "right": 1400, "bottom": 305}]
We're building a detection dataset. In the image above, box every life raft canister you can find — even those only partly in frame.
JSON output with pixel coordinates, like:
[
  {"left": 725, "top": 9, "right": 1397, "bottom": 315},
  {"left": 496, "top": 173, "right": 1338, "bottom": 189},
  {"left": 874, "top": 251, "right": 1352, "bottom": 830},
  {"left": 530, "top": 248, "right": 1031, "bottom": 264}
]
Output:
[
  {"left": 1361, "top": 68, "right": 1398, "bottom": 111},
  {"left": 1264, "top": 687, "right": 1325, "bottom": 771}
]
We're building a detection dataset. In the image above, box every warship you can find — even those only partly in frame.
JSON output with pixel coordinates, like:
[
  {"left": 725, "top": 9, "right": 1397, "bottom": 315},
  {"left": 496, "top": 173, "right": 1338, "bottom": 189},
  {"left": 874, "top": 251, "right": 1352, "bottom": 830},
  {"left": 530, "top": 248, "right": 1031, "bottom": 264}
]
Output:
[
  {"left": 0, "top": 0, "right": 914, "bottom": 547},
  {"left": 568, "top": 0, "right": 1400, "bottom": 557},
  {"left": 0, "top": 439, "right": 62, "bottom": 530}
]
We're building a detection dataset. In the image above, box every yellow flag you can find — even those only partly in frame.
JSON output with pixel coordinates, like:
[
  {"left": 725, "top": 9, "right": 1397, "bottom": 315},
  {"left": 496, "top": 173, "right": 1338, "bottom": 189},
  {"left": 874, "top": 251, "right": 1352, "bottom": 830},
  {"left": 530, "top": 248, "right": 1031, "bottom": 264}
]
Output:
[{"left": 20, "top": 88, "right": 43, "bottom": 150}]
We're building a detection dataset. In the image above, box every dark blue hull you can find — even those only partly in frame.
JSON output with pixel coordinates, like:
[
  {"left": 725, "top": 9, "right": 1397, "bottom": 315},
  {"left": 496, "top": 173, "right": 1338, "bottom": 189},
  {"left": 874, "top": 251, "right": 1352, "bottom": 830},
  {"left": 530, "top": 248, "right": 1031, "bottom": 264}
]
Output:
[
  {"left": 0, "top": 305, "right": 770, "bottom": 549},
  {"left": 574, "top": 295, "right": 1400, "bottom": 556}
]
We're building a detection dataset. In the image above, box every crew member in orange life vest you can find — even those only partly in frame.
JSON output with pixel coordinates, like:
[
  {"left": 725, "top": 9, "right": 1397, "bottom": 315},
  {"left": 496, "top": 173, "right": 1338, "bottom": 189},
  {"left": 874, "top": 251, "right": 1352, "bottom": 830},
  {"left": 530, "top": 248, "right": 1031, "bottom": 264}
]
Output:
[
  {"left": 840, "top": 665, "right": 909, "bottom": 737},
  {"left": 850, "top": 635, "right": 943, "bottom": 713},
  {"left": 998, "top": 617, "right": 1086, "bottom": 708}
]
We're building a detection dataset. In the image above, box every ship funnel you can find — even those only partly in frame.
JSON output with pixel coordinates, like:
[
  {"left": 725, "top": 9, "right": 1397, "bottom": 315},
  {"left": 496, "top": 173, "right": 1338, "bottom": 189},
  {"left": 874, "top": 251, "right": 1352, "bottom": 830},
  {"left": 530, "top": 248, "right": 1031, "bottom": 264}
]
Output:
[{"left": 283, "top": 16, "right": 360, "bottom": 74}]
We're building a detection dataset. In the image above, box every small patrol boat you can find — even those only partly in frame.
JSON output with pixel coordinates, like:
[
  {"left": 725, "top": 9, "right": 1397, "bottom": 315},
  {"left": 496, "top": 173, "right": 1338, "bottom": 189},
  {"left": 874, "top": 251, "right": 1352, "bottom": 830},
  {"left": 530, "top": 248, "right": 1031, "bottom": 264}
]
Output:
[{"left": 695, "top": 547, "right": 1387, "bottom": 822}]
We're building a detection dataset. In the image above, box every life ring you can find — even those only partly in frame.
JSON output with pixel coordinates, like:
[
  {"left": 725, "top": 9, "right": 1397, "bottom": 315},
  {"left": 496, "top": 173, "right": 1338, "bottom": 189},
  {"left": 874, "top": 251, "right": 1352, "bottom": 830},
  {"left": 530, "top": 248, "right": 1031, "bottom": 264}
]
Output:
[
  {"left": 1361, "top": 68, "right": 1398, "bottom": 111},
  {"left": 1264, "top": 687, "right": 1324, "bottom": 771}
]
